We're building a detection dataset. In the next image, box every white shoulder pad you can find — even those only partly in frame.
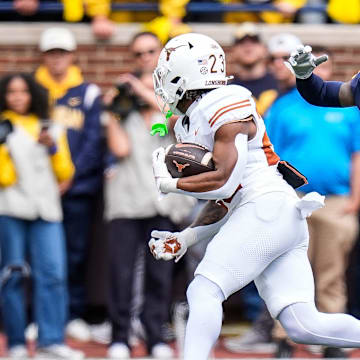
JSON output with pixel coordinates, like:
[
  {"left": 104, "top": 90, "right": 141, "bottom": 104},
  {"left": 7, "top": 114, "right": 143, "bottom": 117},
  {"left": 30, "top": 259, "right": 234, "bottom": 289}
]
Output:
[{"left": 197, "top": 85, "right": 256, "bottom": 136}]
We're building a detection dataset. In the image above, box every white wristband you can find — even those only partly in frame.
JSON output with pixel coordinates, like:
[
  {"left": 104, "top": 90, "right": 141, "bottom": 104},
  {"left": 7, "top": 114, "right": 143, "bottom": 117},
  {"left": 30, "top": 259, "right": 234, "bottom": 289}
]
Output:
[
  {"left": 159, "top": 177, "right": 179, "bottom": 194},
  {"left": 181, "top": 227, "right": 197, "bottom": 247}
]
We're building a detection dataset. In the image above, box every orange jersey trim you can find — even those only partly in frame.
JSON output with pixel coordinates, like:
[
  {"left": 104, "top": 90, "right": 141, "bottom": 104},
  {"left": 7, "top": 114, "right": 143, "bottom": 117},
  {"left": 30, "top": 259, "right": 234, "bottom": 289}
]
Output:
[
  {"left": 209, "top": 103, "right": 251, "bottom": 127},
  {"left": 208, "top": 100, "right": 251, "bottom": 125},
  {"left": 262, "top": 131, "right": 279, "bottom": 166}
]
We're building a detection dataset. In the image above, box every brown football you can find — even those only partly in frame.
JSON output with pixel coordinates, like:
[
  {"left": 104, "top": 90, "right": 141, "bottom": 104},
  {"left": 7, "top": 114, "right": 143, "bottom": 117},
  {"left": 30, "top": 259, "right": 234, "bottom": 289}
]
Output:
[{"left": 165, "top": 143, "right": 215, "bottom": 178}]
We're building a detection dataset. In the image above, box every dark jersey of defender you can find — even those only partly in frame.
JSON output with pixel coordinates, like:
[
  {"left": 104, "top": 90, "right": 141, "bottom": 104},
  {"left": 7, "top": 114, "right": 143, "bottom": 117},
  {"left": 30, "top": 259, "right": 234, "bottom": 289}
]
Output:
[
  {"left": 231, "top": 72, "right": 279, "bottom": 116},
  {"left": 350, "top": 72, "right": 360, "bottom": 109}
]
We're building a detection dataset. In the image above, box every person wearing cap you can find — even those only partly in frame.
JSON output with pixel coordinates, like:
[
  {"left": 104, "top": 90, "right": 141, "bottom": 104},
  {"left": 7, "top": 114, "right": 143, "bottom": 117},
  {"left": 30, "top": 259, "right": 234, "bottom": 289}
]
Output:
[
  {"left": 266, "top": 33, "right": 303, "bottom": 94},
  {"left": 35, "top": 27, "right": 104, "bottom": 342},
  {"left": 231, "top": 23, "right": 279, "bottom": 117},
  {"left": 265, "top": 36, "right": 360, "bottom": 358}
]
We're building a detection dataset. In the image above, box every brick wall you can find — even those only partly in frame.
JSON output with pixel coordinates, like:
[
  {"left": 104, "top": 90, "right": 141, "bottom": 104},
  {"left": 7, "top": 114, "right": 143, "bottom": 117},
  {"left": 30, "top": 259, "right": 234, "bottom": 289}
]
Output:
[
  {"left": 1, "top": 23, "right": 360, "bottom": 92},
  {"left": 331, "top": 47, "right": 360, "bottom": 80},
  {"left": 0, "top": 44, "right": 133, "bottom": 89}
]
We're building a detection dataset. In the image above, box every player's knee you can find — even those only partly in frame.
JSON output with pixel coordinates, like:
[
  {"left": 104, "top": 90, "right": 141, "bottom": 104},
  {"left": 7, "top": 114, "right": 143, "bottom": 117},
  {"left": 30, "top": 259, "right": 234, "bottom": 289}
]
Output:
[
  {"left": 279, "top": 302, "right": 334, "bottom": 344},
  {"left": 284, "top": 324, "right": 312, "bottom": 344},
  {"left": 280, "top": 314, "right": 315, "bottom": 344},
  {"left": 186, "top": 276, "right": 205, "bottom": 306},
  {"left": 186, "top": 275, "right": 224, "bottom": 308}
]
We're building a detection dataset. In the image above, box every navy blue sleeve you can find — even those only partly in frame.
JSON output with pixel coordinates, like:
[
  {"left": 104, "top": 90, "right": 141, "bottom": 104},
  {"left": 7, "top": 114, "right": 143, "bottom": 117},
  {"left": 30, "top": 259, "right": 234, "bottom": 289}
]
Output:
[
  {"left": 350, "top": 72, "right": 360, "bottom": 109},
  {"left": 296, "top": 74, "right": 342, "bottom": 107},
  {"left": 72, "top": 94, "right": 103, "bottom": 179}
]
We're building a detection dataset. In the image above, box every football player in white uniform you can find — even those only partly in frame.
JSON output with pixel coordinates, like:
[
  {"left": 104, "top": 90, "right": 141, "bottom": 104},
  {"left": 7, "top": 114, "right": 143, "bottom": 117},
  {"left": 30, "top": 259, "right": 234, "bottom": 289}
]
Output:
[{"left": 149, "top": 33, "right": 360, "bottom": 359}]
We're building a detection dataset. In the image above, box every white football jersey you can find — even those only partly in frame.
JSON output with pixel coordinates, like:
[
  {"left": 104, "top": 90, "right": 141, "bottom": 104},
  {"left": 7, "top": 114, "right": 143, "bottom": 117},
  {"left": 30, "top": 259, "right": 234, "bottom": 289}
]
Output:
[{"left": 174, "top": 84, "right": 296, "bottom": 209}]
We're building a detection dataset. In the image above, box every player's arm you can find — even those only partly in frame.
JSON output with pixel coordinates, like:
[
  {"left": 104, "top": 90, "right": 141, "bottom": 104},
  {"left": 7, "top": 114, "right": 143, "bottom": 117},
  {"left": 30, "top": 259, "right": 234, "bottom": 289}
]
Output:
[
  {"left": 286, "top": 45, "right": 356, "bottom": 107},
  {"left": 153, "top": 120, "right": 255, "bottom": 200},
  {"left": 149, "top": 199, "right": 229, "bottom": 262},
  {"left": 296, "top": 75, "right": 355, "bottom": 108},
  {"left": 106, "top": 113, "right": 131, "bottom": 158},
  {"left": 177, "top": 122, "right": 247, "bottom": 193}
]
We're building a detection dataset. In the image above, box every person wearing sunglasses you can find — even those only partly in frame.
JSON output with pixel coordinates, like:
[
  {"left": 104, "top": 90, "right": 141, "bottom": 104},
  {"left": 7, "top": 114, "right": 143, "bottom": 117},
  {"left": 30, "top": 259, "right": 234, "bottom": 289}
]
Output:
[
  {"left": 267, "top": 33, "right": 303, "bottom": 95},
  {"left": 104, "top": 32, "right": 162, "bottom": 115}
]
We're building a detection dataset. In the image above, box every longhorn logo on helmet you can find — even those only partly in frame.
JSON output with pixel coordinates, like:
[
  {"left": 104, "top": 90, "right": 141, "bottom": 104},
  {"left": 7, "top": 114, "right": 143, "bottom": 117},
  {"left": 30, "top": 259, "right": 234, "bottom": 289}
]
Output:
[{"left": 165, "top": 45, "right": 187, "bottom": 61}]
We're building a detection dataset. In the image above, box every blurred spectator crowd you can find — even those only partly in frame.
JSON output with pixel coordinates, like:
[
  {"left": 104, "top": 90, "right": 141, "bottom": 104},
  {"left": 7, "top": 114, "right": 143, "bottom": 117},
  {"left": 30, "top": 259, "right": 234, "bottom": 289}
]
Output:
[
  {"left": 0, "top": 1, "right": 360, "bottom": 359},
  {"left": 3, "top": 0, "right": 360, "bottom": 43}
]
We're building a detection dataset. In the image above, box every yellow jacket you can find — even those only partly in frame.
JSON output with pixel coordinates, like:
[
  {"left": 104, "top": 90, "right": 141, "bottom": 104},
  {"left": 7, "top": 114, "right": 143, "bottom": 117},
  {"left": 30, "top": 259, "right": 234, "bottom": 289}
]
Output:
[
  {"left": 327, "top": 0, "right": 360, "bottom": 23},
  {"left": 221, "top": 0, "right": 307, "bottom": 23},
  {"left": 60, "top": 0, "right": 189, "bottom": 22},
  {"left": 62, "top": 0, "right": 191, "bottom": 43},
  {"left": 0, "top": 111, "right": 74, "bottom": 187}
]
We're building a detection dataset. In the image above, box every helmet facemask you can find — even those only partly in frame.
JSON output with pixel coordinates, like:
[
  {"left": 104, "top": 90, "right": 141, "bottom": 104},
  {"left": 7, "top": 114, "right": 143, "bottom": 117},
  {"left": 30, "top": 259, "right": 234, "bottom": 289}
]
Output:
[
  {"left": 151, "top": 33, "right": 232, "bottom": 136},
  {"left": 153, "top": 65, "right": 187, "bottom": 116}
]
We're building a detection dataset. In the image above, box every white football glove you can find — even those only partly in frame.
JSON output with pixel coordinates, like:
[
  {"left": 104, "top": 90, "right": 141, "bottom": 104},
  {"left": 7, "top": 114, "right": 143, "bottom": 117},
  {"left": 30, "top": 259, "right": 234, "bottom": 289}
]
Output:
[
  {"left": 152, "top": 147, "right": 178, "bottom": 196},
  {"left": 148, "top": 228, "right": 196, "bottom": 262},
  {"left": 285, "top": 45, "right": 328, "bottom": 80}
]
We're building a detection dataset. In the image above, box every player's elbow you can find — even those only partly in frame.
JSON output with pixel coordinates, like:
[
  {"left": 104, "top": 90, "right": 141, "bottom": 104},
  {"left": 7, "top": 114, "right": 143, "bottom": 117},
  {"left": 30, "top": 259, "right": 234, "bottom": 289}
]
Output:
[
  {"left": 212, "top": 171, "right": 237, "bottom": 199},
  {"left": 212, "top": 169, "right": 229, "bottom": 187}
]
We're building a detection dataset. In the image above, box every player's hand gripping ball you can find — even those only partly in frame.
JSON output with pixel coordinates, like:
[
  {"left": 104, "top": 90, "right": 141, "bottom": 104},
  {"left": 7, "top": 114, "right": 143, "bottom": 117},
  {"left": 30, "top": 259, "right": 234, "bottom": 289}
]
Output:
[
  {"left": 165, "top": 143, "right": 215, "bottom": 178},
  {"left": 149, "top": 230, "right": 190, "bottom": 262}
]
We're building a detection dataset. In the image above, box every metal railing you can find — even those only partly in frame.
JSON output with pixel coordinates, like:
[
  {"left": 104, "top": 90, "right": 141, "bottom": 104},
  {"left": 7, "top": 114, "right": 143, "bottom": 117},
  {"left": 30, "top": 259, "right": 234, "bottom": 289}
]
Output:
[{"left": 0, "top": 1, "right": 327, "bottom": 15}]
